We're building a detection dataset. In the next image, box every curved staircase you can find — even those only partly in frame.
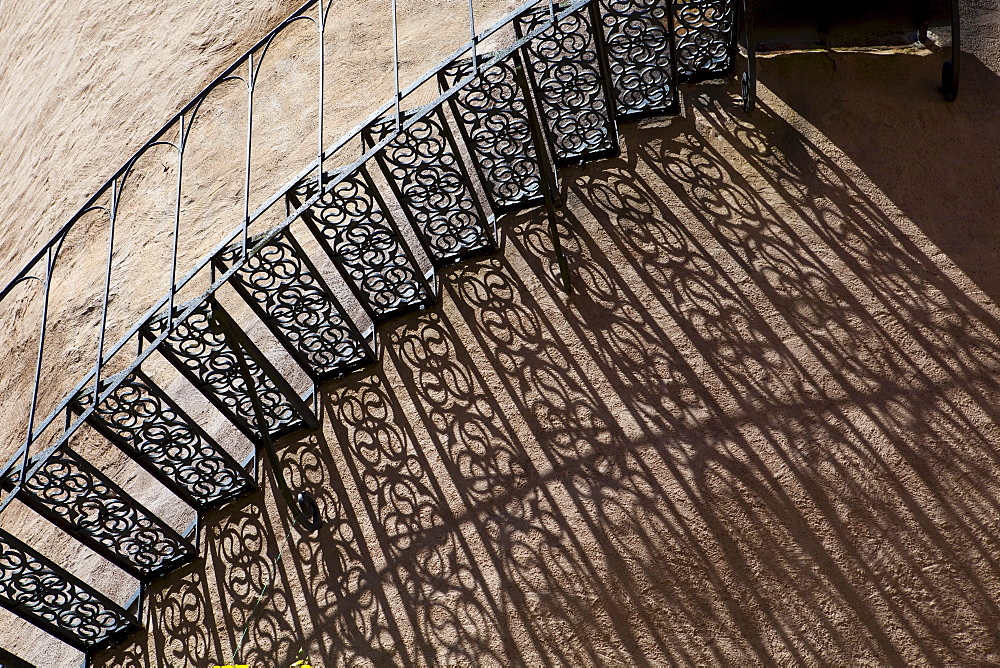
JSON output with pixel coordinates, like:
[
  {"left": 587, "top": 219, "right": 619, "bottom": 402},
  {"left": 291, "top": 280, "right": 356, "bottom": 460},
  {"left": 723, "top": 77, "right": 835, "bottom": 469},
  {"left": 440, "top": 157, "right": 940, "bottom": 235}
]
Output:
[{"left": 0, "top": 0, "right": 960, "bottom": 664}]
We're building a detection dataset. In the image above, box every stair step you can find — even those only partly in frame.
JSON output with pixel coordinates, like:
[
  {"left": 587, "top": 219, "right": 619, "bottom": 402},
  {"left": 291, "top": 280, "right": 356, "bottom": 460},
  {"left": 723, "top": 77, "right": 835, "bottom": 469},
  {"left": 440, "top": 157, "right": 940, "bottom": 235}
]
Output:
[
  {"left": 293, "top": 167, "right": 436, "bottom": 322},
  {"left": 599, "top": 0, "right": 681, "bottom": 118},
  {"left": 365, "top": 106, "right": 497, "bottom": 267},
  {"left": 8, "top": 446, "right": 197, "bottom": 581},
  {"left": 439, "top": 53, "right": 552, "bottom": 214},
  {"left": 70, "top": 369, "right": 256, "bottom": 512},
  {"left": 214, "top": 229, "right": 377, "bottom": 383},
  {"left": 515, "top": 1, "right": 620, "bottom": 166},
  {"left": 142, "top": 299, "right": 317, "bottom": 444},
  {"left": 673, "top": 0, "right": 738, "bottom": 81},
  {"left": 0, "top": 527, "right": 140, "bottom": 654}
]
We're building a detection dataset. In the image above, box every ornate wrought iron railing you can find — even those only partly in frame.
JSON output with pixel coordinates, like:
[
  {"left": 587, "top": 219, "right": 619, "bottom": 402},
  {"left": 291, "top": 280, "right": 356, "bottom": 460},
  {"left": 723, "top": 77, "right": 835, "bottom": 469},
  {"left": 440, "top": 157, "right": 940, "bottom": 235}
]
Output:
[{"left": 0, "top": 0, "right": 959, "bottom": 663}]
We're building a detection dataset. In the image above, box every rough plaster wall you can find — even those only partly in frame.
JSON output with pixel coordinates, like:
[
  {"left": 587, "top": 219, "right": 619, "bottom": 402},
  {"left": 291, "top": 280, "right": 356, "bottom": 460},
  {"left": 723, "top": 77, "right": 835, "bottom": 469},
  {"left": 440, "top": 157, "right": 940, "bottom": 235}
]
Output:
[
  {"left": 0, "top": 0, "right": 307, "bottom": 283},
  {"left": 1, "top": 0, "right": 999, "bottom": 665}
]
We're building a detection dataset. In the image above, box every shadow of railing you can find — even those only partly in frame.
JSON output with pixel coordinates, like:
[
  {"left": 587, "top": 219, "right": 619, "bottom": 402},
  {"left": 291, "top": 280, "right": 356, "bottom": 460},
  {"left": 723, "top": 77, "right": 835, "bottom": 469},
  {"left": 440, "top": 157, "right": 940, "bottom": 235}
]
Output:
[
  {"left": 759, "top": 48, "right": 1000, "bottom": 301},
  {"left": 93, "top": 72, "right": 1000, "bottom": 663}
]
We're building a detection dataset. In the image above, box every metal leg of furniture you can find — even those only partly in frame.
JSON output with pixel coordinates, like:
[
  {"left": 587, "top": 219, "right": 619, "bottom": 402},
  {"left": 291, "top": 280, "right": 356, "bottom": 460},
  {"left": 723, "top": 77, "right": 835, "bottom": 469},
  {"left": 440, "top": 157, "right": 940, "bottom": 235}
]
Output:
[{"left": 942, "top": 0, "right": 960, "bottom": 101}]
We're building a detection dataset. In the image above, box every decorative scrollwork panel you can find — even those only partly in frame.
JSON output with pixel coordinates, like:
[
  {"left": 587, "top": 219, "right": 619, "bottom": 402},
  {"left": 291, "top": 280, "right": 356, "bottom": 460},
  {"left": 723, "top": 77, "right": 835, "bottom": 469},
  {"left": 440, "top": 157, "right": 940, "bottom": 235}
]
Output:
[
  {"left": 673, "top": 0, "right": 737, "bottom": 81},
  {"left": 294, "top": 169, "right": 435, "bottom": 322},
  {"left": 16, "top": 446, "right": 196, "bottom": 581},
  {"left": 365, "top": 108, "right": 496, "bottom": 266},
  {"left": 439, "top": 54, "right": 549, "bottom": 214},
  {"left": 599, "top": 0, "right": 680, "bottom": 118},
  {"left": 71, "top": 370, "right": 255, "bottom": 511},
  {"left": 0, "top": 528, "right": 139, "bottom": 653},
  {"left": 514, "top": 3, "right": 619, "bottom": 166},
  {"left": 143, "top": 300, "right": 315, "bottom": 443},
  {"left": 215, "top": 230, "right": 375, "bottom": 382}
]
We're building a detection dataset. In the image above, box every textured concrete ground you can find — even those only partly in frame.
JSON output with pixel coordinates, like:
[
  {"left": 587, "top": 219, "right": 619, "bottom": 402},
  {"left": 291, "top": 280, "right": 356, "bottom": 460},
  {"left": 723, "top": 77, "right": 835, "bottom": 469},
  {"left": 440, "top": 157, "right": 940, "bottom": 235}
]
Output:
[{"left": 2, "top": 1, "right": 1000, "bottom": 665}]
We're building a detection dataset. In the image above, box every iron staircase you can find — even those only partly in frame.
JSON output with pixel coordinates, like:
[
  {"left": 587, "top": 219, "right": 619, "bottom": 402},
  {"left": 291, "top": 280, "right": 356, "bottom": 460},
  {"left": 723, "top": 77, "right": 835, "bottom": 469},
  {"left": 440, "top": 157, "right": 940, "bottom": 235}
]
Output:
[{"left": 0, "top": 0, "right": 959, "bottom": 663}]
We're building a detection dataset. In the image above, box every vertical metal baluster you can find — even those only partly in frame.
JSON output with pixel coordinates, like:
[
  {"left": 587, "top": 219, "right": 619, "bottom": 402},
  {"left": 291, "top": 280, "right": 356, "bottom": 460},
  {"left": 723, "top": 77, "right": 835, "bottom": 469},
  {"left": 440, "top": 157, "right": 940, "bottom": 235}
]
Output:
[
  {"left": 318, "top": 5, "right": 327, "bottom": 195},
  {"left": 588, "top": 0, "right": 619, "bottom": 123},
  {"left": 391, "top": 0, "right": 402, "bottom": 133},
  {"left": 665, "top": 0, "right": 681, "bottom": 112},
  {"left": 517, "top": 65, "right": 571, "bottom": 292},
  {"left": 137, "top": 582, "right": 146, "bottom": 624},
  {"left": 243, "top": 57, "right": 255, "bottom": 257},
  {"left": 945, "top": 0, "right": 960, "bottom": 101},
  {"left": 94, "top": 182, "right": 119, "bottom": 406},
  {"left": 741, "top": 0, "right": 756, "bottom": 112},
  {"left": 211, "top": 310, "right": 320, "bottom": 532},
  {"left": 169, "top": 117, "right": 185, "bottom": 330}
]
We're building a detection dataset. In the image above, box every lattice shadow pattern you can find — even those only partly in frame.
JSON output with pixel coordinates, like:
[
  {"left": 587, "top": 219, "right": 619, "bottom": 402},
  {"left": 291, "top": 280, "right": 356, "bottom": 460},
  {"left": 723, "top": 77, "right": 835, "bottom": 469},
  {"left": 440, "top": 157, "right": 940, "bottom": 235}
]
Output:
[{"left": 0, "top": 0, "right": 764, "bottom": 662}]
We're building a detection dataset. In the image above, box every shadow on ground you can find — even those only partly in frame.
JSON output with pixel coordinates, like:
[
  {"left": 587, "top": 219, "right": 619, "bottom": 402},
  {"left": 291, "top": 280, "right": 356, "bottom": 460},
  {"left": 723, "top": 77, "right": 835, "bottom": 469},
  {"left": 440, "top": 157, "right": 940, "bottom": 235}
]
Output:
[{"left": 98, "top": 50, "right": 1000, "bottom": 667}]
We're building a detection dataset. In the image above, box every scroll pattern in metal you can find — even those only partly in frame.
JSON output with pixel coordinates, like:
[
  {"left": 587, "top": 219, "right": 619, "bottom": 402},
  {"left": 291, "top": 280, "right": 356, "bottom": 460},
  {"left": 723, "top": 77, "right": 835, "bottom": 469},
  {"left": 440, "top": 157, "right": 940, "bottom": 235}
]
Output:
[
  {"left": 71, "top": 370, "right": 255, "bottom": 512},
  {"left": 365, "top": 109, "right": 496, "bottom": 266},
  {"left": 215, "top": 230, "right": 375, "bottom": 382},
  {"left": 0, "top": 528, "right": 139, "bottom": 653},
  {"left": 296, "top": 169, "right": 434, "bottom": 322},
  {"left": 144, "top": 300, "right": 313, "bottom": 442},
  {"left": 514, "top": 2, "right": 619, "bottom": 166},
  {"left": 439, "top": 54, "right": 547, "bottom": 214},
  {"left": 673, "top": 0, "right": 737, "bottom": 81},
  {"left": 599, "top": 0, "right": 680, "bottom": 118},
  {"left": 14, "top": 446, "right": 196, "bottom": 581}
]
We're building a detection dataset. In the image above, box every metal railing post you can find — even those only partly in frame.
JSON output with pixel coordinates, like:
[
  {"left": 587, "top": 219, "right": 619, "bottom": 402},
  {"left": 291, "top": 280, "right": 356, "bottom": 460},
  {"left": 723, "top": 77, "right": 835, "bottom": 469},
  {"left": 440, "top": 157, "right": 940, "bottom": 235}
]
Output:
[
  {"left": 94, "top": 184, "right": 118, "bottom": 405},
  {"left": 516, "top": 64, "right": 572, "bottom": 292},
  {"left": 318, "top": 4, "right": 327, "bottom": 193},
  {"left": 169, "top": 117, "right": 185, "bottom": 329},
  {"left": 243, "top": 57, "right": 255, "bottom": 257},
  {"left": 19, "top": 261, "right": 53, "bottom": 486}
]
